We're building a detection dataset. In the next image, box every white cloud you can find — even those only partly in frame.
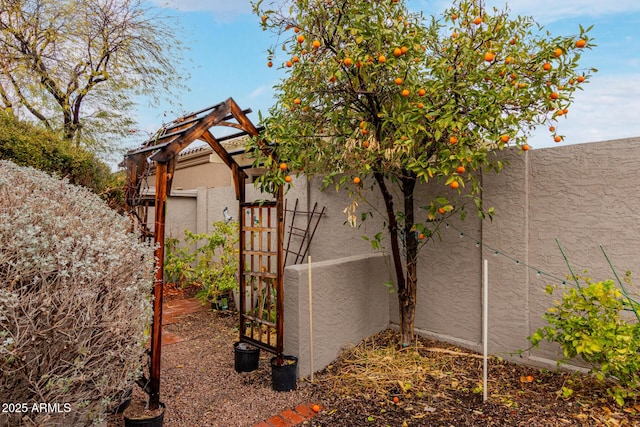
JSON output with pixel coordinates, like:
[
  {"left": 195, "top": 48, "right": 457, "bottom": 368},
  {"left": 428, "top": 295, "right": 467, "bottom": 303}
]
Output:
[
  {"left": 249, "top": 86, "right": 266, "bottom": 99},
  {"left": 411, "top": 0, "right": 640, "bottom": 23},
  {"left": 483, "top": 0, "right": 640, "bottom": 23},
  {"left": 529, "top": 74, "right": 640, "bottom": 148},
  {"left": 148, "top": 0, "right": 252, "bottom": 17}
]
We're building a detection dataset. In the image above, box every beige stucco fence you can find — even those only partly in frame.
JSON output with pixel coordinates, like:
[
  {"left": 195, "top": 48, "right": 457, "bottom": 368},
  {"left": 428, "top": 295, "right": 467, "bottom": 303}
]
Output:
[{"left": 162, "top": 137, "right": 640, "bottom": 377}]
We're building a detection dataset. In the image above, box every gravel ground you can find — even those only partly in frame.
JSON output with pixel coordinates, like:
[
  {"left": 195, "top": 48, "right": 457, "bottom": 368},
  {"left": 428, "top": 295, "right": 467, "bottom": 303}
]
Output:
[
  {"left": 107, "top": 310, "right": 319, "bottom": 427},
  {"left": 106, "top": 307, "right": 640, "bottom": 427}
]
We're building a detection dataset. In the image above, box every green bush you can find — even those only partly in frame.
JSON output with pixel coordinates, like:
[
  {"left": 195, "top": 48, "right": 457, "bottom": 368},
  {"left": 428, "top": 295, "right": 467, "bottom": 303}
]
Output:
[
  {"left": 0, "top": 111, "right": 111, "bottom": 193},
  {"left": 164, "top": 221, "right": 239, "bottom": 306},
  {"left": 530, "top": 278, "right": 640, "bottom": 406},
  {"left": 0, "top": 160, "right": 154, "bottom": 426}
]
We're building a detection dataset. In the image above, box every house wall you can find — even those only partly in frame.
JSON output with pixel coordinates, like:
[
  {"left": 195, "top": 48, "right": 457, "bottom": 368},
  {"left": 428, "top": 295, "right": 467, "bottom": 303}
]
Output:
[{"left": 157, "top": 137, "right": 640, "bottom": 375}]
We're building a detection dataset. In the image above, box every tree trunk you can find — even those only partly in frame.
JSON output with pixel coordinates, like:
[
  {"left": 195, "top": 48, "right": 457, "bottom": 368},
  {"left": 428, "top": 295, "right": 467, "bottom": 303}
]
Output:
[
  {"left": 374, "top": 171, "right": 417, "bottom": 346},
  {"left": 401, "top": 172, "right": 417, "bottom": 346}
]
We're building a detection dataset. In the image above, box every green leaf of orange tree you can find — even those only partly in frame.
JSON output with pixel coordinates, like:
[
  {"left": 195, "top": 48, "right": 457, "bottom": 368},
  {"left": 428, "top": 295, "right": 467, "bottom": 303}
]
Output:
[{"left": 249, "top": 0, "right": 593, "bottom": 343}]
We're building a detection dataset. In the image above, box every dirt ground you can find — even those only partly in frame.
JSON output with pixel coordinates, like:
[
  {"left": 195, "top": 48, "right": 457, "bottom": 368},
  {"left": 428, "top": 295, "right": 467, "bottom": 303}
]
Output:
[{"left": 108, "top": 307, "right": 640, "bottom": 427}]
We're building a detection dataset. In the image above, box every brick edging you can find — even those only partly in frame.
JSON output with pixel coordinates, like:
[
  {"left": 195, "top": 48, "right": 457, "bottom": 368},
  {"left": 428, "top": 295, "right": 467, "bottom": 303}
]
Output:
[{"left": 253, "top": 403, "right": 322, "bottom": 427}]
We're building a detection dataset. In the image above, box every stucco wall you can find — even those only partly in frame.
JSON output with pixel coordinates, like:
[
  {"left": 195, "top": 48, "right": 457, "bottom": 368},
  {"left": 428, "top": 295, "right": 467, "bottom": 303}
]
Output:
[
  {"left": 157, "top": 137, "right": 640, "bottom": 374},
  {"left": 283, "top": 253, "right": 391, "bottom": 378}
]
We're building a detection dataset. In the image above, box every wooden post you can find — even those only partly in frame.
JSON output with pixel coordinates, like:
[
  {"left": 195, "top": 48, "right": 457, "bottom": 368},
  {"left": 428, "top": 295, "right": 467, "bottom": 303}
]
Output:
[
  {"left": 276, "top": 187, "right": 285, "bottom": 360},
  {"left": 149, "top": 161, "right": 168, "bottom": 410}
]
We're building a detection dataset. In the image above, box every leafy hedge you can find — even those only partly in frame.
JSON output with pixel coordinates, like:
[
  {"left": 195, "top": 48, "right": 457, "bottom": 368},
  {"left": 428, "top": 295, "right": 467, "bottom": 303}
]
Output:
[{"left": 0, "top": 112, "right": 111, "bottom": 193}]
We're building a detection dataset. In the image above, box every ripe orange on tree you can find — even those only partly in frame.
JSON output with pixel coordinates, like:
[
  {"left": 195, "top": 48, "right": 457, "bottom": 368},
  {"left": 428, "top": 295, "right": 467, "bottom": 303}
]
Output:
[
  {"left": 437, "top": 207, "right": 446, "bottom": 215},
  {"left": 484, "top": 52, "right": 495, "bottom": 62},
  {"left": 393, "top": 47, "right": 402, "bottom": 57},
  {"left": 450, "top": 181, "right": 460, "bottom": 190},
  {"left": 550, "top": 92, "right": 559, "bottom": 100},
  {"left": 449, "top": 136, "right": 458, "bottom": 145},
  {"left": 395, "top": 77, "right": 403, "bottom": 85},
  {"left": 456, "top": 165, "right": 466, "bottom": 174},
  {"left": 293, "top": 98, "right": 301, "bottom": 105},
  {"left": 267, "top": 61, "right": 273, "bottom": 68},
  {"left": 549, "top": 126, "right": 555, "bottom": 132},
  {"left": 293, "top": 27, "right": 300, "bottom": 33},
  {"left": 312, "top": 40, "right": 321, "bottom": 49},
  {"left": 543, "top": 62, "right": 552, "bottom": 71},
  {"left": 473, "top": 17, "right": 482, "bottom": 25},
  {"left": 285, "top": 175, "right": 292, "bottom": 183},
  {"left": 575, "top": 39, "right": 586, "bottom": 48},
  {"left": 292, "top": 55, "right": 299, "bottom": 63},
  {"left": 417, "top": 88, "right": 426, "bottom": 96},
  {"left": 353, "top": 176, "right": 361, "bottom": 185},
  {"left": 522, "top": 144, "right": 530, "bottom": 151},
  {"left": 400, "top": 46, "right": 408, "bottom": 54},
  {"left": 312, "top": 404, "right": 320, "bottom": 413},
  {"left": 577, "top": 75, "right": 585, "bottom": 83},
  {"left": 363, "top": 140, "right": 370, "bottom": 148},
  {"left": 401, "top": 89, "right": 410, "bottom": 97},
  {"left": 286, "top": 60, "right": 293, "bottom": 67},
  {"left": 451, "top": 13, "right": 458, "bottom": 20},
  {"left": 261, "top": 15, "right": 267, "bottom": 23},
  {"left": 279, "top": 163, "right": 288, "bottom": 171},
  {"left": 554, "top": 48, "right": 563, "bottom": 57},
  {"left": 344, "top": 57, "right": 353, "bottom": 66},
  {"left": 378, "top": 54, "right": 386, "bottom": 63},
  {"left": 416, "top": 102, "right": 424, "bottom": 109},
  {"left": 500, "top": 134, "right": 510, "bottom": 143},
  {"left": 554, "top": 135, "right": 562, "bottom": 142},
  {"left": 297, "top": 35, "right": 305, "bottom": 44}
]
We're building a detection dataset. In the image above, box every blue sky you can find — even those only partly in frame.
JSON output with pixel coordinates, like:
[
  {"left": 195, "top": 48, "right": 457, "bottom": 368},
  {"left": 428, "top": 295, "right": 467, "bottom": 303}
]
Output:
[{"left": 137, "top": 0, "right": 640, "bottom": 150}]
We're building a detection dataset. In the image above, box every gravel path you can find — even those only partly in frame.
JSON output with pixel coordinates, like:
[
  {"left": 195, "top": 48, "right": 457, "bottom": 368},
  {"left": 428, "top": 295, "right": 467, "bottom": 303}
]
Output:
[{"left": 107, "top": 310, "right": 319, "bottom": 427}]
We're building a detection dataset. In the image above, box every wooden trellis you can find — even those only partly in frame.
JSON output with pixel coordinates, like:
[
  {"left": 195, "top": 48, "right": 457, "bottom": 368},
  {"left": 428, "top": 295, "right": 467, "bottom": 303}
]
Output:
[
  {"left": 239, "top": 202, "right": 284, "bottom": 355},
  {"left": 123, "top": 98, "right": 282, "bottom": 410}
]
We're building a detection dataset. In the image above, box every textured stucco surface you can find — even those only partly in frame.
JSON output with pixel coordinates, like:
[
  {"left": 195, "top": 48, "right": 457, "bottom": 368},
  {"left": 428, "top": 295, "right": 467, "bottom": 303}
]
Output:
[
  {"left": 284, "top": 253, "right": 391, "bottom": 378},
  {"left": 159, "top": 137, "right": 640, "bottom": 372}
]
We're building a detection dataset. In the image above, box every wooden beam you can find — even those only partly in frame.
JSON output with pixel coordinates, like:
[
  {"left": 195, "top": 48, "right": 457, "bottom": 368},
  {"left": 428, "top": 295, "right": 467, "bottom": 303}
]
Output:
[
  {"left": 150, "top": 101, "right": 232, "bottom": 163},
  {"left": 228, "top": 97, "right": 274, "bottom": 159},
  {"left": 149, "top": 162, "right": 168, "bottom": 410}
]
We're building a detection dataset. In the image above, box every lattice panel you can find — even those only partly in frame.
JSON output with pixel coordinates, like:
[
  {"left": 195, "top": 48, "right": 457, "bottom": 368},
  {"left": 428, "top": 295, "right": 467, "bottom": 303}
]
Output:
[{"left": 239, "top": 202, "right": 282, "bottom": 354}]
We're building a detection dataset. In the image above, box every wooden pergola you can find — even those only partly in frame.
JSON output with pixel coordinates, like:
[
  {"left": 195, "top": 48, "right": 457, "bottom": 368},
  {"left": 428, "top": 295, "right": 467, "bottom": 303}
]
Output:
[{"left": 124, "top": 98, "right": 284, "bottom": 410}]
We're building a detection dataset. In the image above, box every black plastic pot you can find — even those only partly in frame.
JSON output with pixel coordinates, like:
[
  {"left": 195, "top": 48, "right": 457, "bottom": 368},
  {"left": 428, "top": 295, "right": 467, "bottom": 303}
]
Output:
[
  {"left": 108, "top": 387, "right": 132, "bottom": 414},
  {"left": 234, "top": 342, "right": 260, "bottom": 372},
  {"left": 270, "top": 355, "right": 298, "bottom": 392},
  {"left": 123, "top": 402, "right": 165, "bottom": 427},
  {"left": 210, "top": 297, "right": 228, "bottom": 311}
]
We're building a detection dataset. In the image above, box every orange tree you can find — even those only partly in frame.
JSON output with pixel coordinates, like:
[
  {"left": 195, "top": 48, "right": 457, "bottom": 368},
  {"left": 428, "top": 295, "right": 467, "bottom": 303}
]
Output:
[{"left": 249, "top": 0, "right": 594, "bottom": 345}]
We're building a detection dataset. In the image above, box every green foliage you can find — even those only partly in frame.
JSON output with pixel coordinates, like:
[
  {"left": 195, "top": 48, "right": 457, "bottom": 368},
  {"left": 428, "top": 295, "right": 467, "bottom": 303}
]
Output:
[
  {"left": 164, "top": 221, "right": 239, "bottom": 305},
  {"left": 530, "top": 278, "right": 640, "bottom": 406},
  {"left": 251, "top": 0, "right": 594, "bottom": 341},
  {"left": 0, "top": 111, "right": 111, "bottom": 193},
  {"left": 250, "top": 0, "right": 594, "bottom": 219}
]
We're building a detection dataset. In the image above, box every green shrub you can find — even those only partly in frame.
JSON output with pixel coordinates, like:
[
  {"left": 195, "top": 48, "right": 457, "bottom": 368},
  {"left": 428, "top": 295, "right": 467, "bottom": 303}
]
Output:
[
  {"left": 164, "top": 221, "right": 239, "bottom": 306},
  {"left": 530, "top": 278, "right": 640, "bottom": 406},
  {"left": 0, "top": 160, "right": 153, "bottom": 426},
  {"left": 0, "top": 111, "right": 112, "bottom": 193}
]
